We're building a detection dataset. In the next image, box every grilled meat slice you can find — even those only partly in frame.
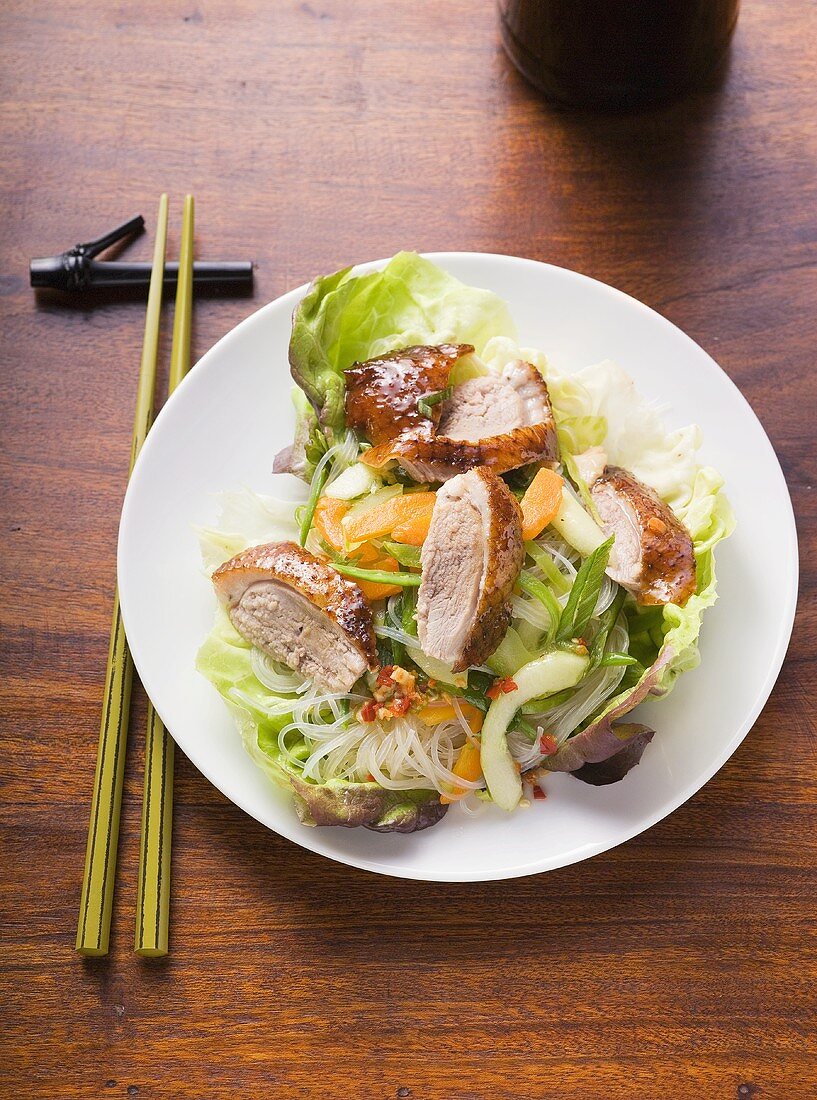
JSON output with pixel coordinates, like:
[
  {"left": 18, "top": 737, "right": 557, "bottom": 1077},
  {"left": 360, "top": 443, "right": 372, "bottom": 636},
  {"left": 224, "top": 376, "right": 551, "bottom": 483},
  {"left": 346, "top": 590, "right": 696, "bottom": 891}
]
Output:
[
  {"left": 590, "top": 466, "right": 696, "bottom": 606},
  {"left": 571, "top": 445, "right": 607, "bottom": 487},
  {"left": 344, "top": 343, "right": 473, "bottom": 446},
  {"left": 212, "top": 541, "right": 377, "bottom": 691},
  {"left": 417, "top": 467, "right": 524, "bottom": 672},
  {"left": 362, "top": 360, "right": 558, "bottom": 481}
]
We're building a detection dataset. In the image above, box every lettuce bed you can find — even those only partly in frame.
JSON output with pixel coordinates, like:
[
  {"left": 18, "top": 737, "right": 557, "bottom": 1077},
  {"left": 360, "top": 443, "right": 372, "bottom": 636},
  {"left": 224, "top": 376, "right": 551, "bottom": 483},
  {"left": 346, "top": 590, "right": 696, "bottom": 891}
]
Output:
[{"left": 196, "top": 253, "right": 734, "bottom": 831}]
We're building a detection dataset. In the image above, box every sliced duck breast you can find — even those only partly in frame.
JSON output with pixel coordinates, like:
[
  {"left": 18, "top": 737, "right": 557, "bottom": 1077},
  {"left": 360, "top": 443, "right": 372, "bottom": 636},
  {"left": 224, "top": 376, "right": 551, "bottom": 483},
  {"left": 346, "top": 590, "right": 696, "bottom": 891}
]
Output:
[
  {"left": 417, "top": 467, "right": 524, "bottom": 672},
  {"left": 212, "top": 542, "right": 377, "bottom": 692},
  {"left": 362, "top": 358, "right": 559, "bottom": 481},
  {"left": 571, "top": 445, "right": 607, "bottom": 487},
  {"left": 590, "top": 466, "right": 696, "bottom": 606}
]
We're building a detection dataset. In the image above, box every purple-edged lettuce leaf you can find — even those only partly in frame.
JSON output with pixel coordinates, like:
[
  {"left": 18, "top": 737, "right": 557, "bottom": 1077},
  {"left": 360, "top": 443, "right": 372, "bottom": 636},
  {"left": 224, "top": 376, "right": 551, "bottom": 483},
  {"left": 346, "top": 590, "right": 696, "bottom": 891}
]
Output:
[
  {"left": 570, "top": 724, "right": 654, "bottom": 785},
  {"left": 539, "top": 647, "right": 673, "bottom": 777},
  {"left": 289, "top": 775, "right": 447, "bottom": 833},
  {"left": 273, "top": 387, "right": 320, "bottom": 481}
]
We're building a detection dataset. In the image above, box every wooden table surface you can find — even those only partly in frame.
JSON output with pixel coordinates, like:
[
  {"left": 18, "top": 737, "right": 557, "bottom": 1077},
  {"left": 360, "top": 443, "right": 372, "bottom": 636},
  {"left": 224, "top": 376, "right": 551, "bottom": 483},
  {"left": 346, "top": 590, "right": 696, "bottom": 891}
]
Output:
[{"left": 1, "top": 2, "right": 815, "bottom": 1097}]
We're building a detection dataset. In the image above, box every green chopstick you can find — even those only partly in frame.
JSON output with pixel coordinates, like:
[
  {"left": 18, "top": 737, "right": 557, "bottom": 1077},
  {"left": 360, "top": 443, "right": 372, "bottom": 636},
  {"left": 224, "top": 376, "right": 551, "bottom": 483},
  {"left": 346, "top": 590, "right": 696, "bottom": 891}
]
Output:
[
  {"left": 134, "top": 195, "right": 195, "bottom": 958},
  {"left": 76, "top": 194, "right": 169, "bottom": 957}
]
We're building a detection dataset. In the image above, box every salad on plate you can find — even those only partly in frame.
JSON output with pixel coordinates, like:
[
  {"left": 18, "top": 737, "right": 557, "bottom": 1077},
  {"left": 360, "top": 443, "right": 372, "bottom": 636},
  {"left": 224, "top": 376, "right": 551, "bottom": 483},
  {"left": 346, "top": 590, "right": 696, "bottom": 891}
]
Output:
[{"left": 196, "top": 253, "right": 734, "bottom": 834}]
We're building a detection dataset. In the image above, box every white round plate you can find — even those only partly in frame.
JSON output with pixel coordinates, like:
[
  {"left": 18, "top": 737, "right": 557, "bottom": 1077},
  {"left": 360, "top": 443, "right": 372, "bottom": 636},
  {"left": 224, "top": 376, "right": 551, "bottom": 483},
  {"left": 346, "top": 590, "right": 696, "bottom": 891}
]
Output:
[{"left": 118, "top": 253, "right": 798, "bottom": 882}]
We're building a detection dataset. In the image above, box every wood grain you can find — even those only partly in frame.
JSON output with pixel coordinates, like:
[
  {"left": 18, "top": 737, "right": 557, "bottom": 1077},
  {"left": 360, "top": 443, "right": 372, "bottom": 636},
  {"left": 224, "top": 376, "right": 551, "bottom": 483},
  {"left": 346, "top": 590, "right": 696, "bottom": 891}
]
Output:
[{"left": 1, "top": 1, "right": 815, "bottom": 1097}]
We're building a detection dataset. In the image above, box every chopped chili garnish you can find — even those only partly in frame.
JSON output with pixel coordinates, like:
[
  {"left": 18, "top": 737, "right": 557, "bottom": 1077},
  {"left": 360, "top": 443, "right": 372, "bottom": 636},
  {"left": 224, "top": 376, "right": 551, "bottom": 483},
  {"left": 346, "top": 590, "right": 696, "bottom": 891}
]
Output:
[
  {"left": 533, "top": 786, "right": 547, "bottom": 800},
  {"left": 366, "top": 773, "right": 375, "bottom": 782},
  {"left": 376, "top": 665, "right": 396, "bottom": 686},
  {"left": 390, "top": 694, "right": 411, "bottom": 717},
  {"left": 539, "top": 733, "right": 558, "bottom": 756},
  {"left": 487, "top": 677, "right": 518, "bottom": 700},
  {"left": 360, "top": 700, "right": 378, "bottom": 722}
]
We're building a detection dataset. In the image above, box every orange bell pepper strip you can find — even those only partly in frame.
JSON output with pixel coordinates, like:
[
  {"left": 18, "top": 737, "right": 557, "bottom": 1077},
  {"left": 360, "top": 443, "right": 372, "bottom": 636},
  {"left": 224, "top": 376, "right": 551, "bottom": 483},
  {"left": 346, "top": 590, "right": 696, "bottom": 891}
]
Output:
[
  {"left": 417, "top": 701, "right": 484, "bottom": 733},
  {"left": 343, "top": 492, "right": 437, "bottom": 545},
  {"left": 440, "top": 740, "right": 483, "bottom": 804},
  {"left": 520, "top": 468, "right": 565, "bottom": 541}
]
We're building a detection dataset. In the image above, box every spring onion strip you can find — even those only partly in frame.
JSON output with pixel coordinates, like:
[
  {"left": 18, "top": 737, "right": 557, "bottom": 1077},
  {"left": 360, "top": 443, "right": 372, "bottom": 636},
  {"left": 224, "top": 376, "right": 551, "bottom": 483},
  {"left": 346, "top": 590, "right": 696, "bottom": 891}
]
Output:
[
  {"left": 518, "top": 573, "right": 561, "bottom": 641},
  {"left": 299, "top": 429, "right": 360, "bottom": 545},
  {"left": 298, "top": 461, "right": 329, "bottom": 546},
  {"left": 417, "top": 386, "right": 452, "bottom": 418},
  {"left": 334, "top": 563, "right": 421, "bottom": 586},
  {"left": 525, "top": 541, "right": 571, "bottom": 595}
]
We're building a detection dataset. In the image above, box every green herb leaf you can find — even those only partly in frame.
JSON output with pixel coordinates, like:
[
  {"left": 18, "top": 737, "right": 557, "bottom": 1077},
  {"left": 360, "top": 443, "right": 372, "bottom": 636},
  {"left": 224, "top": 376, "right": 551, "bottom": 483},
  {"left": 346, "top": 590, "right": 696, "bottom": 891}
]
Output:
[
  {"left": 304, "top": 426, "right": 330, "bottom": 467},
  {"left": 401, "top": 588, "right": 419, "bottom": 637},
  {"left": 417, "top": 386, "right": 452, "bottom": 419},
  {"left": 555, "top": 536, "right": 614, "bottom": 643},
  {"left": 509, "top": 713, "right": 539, "bottom": 742},
  {"left": 587, "top": 587, "right": 626, "bottom": 671},
  {"left": 598, "top": 651, "right": 640, "bottom": 668}
]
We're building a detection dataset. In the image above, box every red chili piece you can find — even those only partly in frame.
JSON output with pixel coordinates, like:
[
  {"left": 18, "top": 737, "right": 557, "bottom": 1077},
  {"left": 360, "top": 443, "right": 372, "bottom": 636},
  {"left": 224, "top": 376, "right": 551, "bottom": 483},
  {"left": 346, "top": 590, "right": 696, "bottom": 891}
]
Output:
[
  {"left": 390, "top": 694, "right": 411, "bottom": 717},
  {"left": 360, "top": 700, "right": 378, "bottom": 723}
]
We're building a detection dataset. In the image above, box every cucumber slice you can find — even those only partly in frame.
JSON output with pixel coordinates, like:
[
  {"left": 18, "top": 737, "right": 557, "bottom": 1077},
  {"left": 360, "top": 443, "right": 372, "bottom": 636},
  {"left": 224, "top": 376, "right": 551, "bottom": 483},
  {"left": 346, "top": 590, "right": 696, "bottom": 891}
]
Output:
[
  {"left": 407, "top": 646, "right": 468, "bottom": 689},
  {"left": 324, "top": 462, "right": 381, "bottom": 501},
  {"left": 481, "top": 650, "right": 588, "bottom": 812},
  {"left": 550, "top": 489, "right": 607, "bottom": 558}
]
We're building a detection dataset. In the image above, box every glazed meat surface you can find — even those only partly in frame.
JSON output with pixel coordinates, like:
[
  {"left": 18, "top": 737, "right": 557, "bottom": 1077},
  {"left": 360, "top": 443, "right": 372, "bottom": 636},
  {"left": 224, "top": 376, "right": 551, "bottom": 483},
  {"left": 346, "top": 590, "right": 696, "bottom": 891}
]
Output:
[
  {"left": 212, "top": 541, "right": 377, "bottom": 691},
  {"left": 344, "top": 343, "right": 473, "bottom": 446},
  {"left": 359, "top": 356, "right": 559, "bottom": 481},
  {"left": 591, "top": 466, "right": 697, "bottom": 606},
  {"left": 417, "top": 467, "right": 524, "bottom": 672}
]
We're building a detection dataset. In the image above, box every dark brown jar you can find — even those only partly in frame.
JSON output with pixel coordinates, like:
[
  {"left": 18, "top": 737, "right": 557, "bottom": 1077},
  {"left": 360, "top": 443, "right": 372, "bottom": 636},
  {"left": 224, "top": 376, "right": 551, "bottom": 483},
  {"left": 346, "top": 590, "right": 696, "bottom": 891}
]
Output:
[{"left": 499, "top": 0, "right": 740, "bottom": 109}]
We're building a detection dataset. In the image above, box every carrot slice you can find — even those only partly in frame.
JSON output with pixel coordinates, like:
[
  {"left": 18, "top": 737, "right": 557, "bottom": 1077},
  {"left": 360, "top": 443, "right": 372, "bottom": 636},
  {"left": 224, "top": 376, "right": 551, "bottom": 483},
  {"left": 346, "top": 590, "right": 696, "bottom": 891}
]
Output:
[
  {"left": 390, "top": 509, "right": 435, "bottom": 546},
  {"left": 313, "top": 497, "right": 349, "bottom": 551},
  {"left": 354, "top": 555, "right": 403, "bottom": 600},
  {"left": 313, "top": 497, "right": 383, "bottom": 564},
  {"left": 440, "top": 740, "right": 483, "bottom": 804},
  {"left": 344, "top": 492, "right": 437, "bottom": 544},
  {"left": 520, "top": 468, "right": 565, "bottom": 541}
]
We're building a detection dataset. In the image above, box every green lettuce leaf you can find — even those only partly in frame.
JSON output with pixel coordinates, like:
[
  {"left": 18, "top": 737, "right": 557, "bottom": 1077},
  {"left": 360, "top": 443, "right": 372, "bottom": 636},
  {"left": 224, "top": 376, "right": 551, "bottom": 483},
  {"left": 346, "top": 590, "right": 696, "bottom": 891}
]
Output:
[
  {"left": 288, "top": 251, "right": 515, "bottom": 437},
  {"left": 543, "top": 364, "right": 736, "bottom": 730},
  {"left": 197, "top": 607, "right": 446, "bottom": 832},
  {"left": 194, "top": 488, "right": 300, "bottom": 575}
]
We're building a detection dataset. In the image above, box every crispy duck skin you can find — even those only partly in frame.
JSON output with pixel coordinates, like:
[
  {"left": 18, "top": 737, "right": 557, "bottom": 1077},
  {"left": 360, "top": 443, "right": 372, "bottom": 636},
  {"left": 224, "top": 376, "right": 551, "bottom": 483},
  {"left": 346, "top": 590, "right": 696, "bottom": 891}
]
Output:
[
  {"left": 591, "top": 466, "right": 697, "bottom": 606},
  {"left": 417, "top": 467, "right": 524, "bottom": 672},
  {"left": 344, "top": 343, "right": 473, "bottom": 446},
  {"left": 212, "top": 542, "right": 377, "bottom": 692}
]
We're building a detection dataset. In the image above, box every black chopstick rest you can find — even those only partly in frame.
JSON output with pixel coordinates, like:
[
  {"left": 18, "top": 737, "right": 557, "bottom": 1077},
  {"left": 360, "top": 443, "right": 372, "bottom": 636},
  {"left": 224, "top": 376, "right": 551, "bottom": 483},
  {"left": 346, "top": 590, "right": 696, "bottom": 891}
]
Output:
[{"left": 30, "top": 213, "right": 253, "bottom": 294}]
